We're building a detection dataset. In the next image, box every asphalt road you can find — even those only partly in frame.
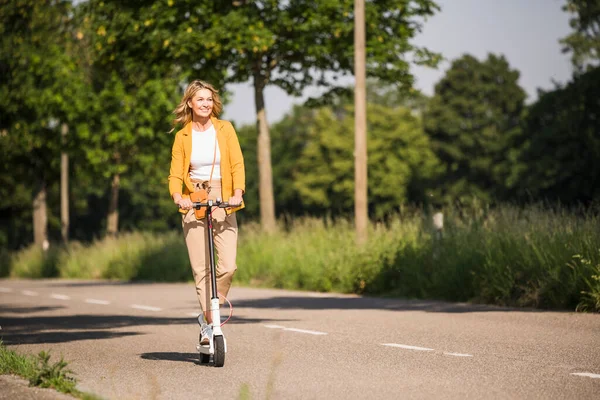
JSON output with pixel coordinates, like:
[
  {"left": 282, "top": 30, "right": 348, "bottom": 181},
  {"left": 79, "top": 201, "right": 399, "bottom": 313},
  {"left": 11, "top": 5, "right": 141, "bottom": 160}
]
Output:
[{"left": 0, "top": 279, "right": 598, "bottom": 400}]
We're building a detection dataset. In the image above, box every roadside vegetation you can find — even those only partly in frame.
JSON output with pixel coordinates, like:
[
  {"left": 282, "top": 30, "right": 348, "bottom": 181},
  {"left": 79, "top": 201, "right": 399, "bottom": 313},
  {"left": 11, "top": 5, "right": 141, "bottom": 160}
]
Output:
[
  {"left": 0, "top": 340, "right": 101, "bottom": 399},
  {"left": 3, "top": 203, "right": 598, "bottom": 312}
]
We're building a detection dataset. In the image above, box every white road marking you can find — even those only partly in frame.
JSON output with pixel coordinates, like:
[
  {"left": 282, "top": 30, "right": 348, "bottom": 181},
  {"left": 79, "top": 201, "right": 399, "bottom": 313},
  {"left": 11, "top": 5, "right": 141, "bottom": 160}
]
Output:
[
  {"left": 188, "top": 312, "right": 206, "bottom": 318},
  {"left": 50, "top": 293, "right": 70, "bottom": 300},
  {"left": 263, "top": 324, "right": 327, "bottom": 335},
  {"left": 22, "top": 290, "right": 38, "bottom": 296},
  {"left": 571, "top": 372, "right": 600, "bottom": 379},
  {"left": 264, "top": 324, "right": 286, "bottom": 329},
  {"left": 283, "top": 328, "right": 328, "bottom": 336},
  {"left": 85, "top": 299, "right": 110, "bottom": 305},
  {"left": 131, "top": 304, "right": 162, "bottom": 312},
  {"left": 382, "top": 343, "right": 435, "bottom": 352},
  {"left": 0, "top": 287, "right": 13, "bottom": 293},
  {"left": 444, "top": 352, "right": 473, "bottom": 357}
]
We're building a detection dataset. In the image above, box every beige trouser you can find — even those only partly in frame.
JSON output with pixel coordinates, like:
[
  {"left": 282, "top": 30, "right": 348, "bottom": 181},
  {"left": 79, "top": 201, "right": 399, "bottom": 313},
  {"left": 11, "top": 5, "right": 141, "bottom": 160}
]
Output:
[{"left": 182, "top": 180, "right": 238, "bottom": 313}]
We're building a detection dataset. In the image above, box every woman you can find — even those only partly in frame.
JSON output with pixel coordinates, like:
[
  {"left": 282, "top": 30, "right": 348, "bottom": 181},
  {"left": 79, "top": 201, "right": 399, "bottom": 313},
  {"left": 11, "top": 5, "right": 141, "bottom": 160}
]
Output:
[{"left": 168, "top": 80, "right": 245, "bottom": 345}]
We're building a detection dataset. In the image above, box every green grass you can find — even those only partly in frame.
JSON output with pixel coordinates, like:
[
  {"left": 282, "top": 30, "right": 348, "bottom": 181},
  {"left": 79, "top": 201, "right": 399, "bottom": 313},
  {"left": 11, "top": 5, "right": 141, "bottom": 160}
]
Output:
[
  {"left": 0, "top": 340, "right": 101, "bottom": 399},
  {"left": 238, "top": 383, "right": 252, "bottom": 400},
  {"left": 2, "top": 203, "right": 599, "bottom": 312}
]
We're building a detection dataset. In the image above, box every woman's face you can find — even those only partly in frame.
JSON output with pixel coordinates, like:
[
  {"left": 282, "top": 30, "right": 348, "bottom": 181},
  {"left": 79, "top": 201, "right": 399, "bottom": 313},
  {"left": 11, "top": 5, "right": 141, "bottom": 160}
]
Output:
[{"left": 187, "top": 88, "right": 214, "bottom": 119}]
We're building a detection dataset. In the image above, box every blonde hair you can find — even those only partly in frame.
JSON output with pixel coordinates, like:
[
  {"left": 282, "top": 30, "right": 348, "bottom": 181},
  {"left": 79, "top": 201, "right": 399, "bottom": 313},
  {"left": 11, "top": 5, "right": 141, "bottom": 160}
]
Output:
[{"left": 171, "top": 80, "right": 223, "bottom": 130}]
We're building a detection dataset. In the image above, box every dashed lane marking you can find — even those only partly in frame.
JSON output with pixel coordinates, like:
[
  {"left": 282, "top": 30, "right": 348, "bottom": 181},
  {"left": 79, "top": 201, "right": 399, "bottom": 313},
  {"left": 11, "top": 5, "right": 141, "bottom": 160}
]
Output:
[
  {"left": 85, "top": 299, "right": 110, "bottom": 305},
  {"left": 264, "top": 324, "right": 286, "bottom": 329},
  {"left": 284, "top": 328, "right": 328, "bottom": 336},
  {"left": 571, "top": 372, "right": 600, "bottom": 379},
  {"left": 382, "top": 343, "right": 435, "bottom": 352},
  {"left": 444, "top": 352, "right": 473, "bottom": 357},
  {"left": 264, "top": 324, "right": 327, "bottom": 335},
  {"left": 50, "top": 293, "right": 70, "bottom": 300},
  {"left": 22, "top": 290, "right": 38, "bottom": 296},
  {"left": 131, "top": 304, "right": 162, "bottom": 312},
  {"left": 0, "top": 287, "right": 13, "bottom": 293}
]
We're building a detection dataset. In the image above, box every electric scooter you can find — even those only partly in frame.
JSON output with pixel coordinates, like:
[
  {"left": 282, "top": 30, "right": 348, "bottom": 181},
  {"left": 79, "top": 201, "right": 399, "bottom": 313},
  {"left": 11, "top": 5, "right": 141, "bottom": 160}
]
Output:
[{"left": 191, "top": 198, "right": 231, "bottom": 367}]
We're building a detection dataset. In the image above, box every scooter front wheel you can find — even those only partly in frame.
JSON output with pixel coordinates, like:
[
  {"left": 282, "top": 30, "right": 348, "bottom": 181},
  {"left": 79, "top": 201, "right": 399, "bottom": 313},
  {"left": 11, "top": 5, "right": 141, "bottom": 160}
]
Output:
[{"left": 213, "top": 335, "right": 225, "bottom": 367}]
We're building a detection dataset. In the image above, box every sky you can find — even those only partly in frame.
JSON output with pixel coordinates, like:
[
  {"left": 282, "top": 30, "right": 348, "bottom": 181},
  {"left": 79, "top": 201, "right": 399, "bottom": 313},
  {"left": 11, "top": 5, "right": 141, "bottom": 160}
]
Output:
[{"left": 220, "top": 0, "right": 574, "bottom": 127}]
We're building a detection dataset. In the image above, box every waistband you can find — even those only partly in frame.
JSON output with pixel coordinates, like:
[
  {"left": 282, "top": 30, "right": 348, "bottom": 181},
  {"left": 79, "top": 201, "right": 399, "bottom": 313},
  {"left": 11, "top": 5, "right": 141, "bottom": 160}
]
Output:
[{"left": 190, "top": 179, "right": 222, "bottom": 189}]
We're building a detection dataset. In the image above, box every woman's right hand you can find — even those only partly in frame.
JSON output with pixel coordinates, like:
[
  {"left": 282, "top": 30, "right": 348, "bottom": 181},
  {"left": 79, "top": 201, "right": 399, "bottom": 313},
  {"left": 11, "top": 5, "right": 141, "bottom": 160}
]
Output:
[{"left": 174, "top": 196, "right": 193, "bottom": 210}]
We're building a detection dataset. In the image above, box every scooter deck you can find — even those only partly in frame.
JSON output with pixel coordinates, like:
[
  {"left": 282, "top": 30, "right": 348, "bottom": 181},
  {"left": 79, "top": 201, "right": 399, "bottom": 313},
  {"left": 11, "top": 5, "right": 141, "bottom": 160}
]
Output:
[{"left": 197, "top": 343, "right": 212, "bottom": 354}]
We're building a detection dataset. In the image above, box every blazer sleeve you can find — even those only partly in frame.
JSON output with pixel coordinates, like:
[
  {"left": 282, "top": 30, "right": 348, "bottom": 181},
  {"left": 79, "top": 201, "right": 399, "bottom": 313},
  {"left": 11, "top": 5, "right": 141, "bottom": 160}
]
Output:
[
  {"left": 226, "top": 122, "right": 246, "bottom": 193},
  {"left": 168, "top": 131, "right": 185, "bottom": 197}
]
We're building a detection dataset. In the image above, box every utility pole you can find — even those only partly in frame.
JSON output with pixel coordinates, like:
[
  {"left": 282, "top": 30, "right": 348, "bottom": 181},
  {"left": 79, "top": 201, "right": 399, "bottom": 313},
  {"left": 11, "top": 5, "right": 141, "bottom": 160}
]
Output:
[
  {"left": 354, "top": 0, "right": 368, "bottom": 245},
  {"left": 60, "top": 123, "right": 69, "bottom": 243}
]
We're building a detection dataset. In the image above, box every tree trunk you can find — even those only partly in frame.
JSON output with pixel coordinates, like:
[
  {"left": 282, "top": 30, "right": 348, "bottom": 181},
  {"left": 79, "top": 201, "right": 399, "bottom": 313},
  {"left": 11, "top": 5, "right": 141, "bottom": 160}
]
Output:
[
  {"left": 354, "top": 0, "right": 368, "bottom": 245},
  {"left": 253, "top": 72, "right": 277, "bottom": 233},
  {"left": 60, "top": 123, "right": 69, "bottom": 243},
  {"left": 33, "top": 180, "right": 49, "bottom": 251},
  {"left": 106, "top": 173, "right": 120, "bottom": 237}
]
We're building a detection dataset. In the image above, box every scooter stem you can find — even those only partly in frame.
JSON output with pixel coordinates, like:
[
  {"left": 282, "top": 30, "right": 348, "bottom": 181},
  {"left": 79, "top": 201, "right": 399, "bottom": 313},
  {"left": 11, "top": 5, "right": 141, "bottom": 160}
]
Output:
[
  {"left": 211, "top": 298, "right": 223, "bottom": 335},
  {"left": 205, "top": 200, "right": 224, "bottom": 335}
]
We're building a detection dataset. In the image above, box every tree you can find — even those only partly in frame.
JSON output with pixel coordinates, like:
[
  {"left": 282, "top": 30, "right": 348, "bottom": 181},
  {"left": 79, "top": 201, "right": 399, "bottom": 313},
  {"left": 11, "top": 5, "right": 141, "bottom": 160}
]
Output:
[
  {"left": 293, "top": 102, "right": 441, "bottom": 218},
  {"left": 0, "top": 0, "right": 85, "bottom": 249},
  {"left": 560, "top": 0, "right": 600, "bottom": 71},
  {"left": 195, "top": 0, "right": 441, "bottom": 231},
  {"left": 509, "top": 66, "right": 600, "bottom": 204},
  {"left": 423, "top": 54, "right": 526, "bottom": 203},
  {"left": 236, "top": 106, "right": 313, "bottom": 221},
  {"left": 74, "top": 0, "right": 193, "bottom": 237}
]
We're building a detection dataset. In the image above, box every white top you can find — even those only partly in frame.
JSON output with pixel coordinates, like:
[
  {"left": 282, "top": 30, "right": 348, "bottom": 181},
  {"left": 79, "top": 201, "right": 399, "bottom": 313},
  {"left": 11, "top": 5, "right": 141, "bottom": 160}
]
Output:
[{"left": 189, "top": 125, "right": 221, "bottom": 181}]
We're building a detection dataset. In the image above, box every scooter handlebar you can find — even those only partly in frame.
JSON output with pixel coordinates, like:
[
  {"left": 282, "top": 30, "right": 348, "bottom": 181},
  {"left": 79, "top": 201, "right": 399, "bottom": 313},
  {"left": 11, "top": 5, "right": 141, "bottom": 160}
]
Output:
[{"left": 191, "top": 201, "right": 232, "bottom": 209}]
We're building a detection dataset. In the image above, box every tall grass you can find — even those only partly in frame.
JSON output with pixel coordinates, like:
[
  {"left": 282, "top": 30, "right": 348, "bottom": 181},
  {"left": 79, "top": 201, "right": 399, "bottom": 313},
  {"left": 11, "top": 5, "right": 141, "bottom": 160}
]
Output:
[
  {"left": 57, "top": 231, "right": 189, "bottom": 281},
  {"left": 2, "top": 204, "right": 599, "bottom": 311}
]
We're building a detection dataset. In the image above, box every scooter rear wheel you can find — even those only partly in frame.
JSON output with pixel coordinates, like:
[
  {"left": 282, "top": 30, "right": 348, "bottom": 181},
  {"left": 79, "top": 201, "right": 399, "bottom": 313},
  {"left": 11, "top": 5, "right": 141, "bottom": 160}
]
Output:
[{"left": 213, "top": 335, "right": 225, "bottom": 367}]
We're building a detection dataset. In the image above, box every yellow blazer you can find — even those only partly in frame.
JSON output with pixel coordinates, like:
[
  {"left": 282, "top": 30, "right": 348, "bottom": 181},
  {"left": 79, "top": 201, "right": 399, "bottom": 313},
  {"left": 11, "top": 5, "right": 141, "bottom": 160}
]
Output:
[{"left": 168, "top": 116, "right": 245, "bottom": 214}]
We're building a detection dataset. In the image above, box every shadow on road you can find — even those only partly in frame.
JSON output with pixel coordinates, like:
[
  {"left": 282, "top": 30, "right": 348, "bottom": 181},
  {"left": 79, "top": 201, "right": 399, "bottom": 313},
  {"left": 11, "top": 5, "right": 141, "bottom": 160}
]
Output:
[
  {"left": 1, "top": 330, "right": 140, "bottom": 345},
  {"left": 0, "top": 305, "right": 297, "bottom": 346},
  {"left": 226, "top": 315, "right": 297, "bottom": 324},
  {"left": 232, "top": 296, "right": 544, "bottom": 313},
  {"left": 140, "top": 352, "right": 200, "bottom": 365},
  {"left": 0, "top": 304, "right": 191, "bottom": 346},
  {"left": 0, "top": 305, "right": 65, "bottom": 314},
  {"left": 45, "top": 280, "right": 178, "bottom": 288}
]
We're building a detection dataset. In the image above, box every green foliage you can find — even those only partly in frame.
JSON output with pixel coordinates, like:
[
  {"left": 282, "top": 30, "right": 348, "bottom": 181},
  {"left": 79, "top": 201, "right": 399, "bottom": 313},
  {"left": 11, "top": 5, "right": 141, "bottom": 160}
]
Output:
[
  {"left": 239, "top": 94, "right": 442, "bottom": 219},
  {"left": 423, "top": 54, "right": 526, "bottom": 204},
  {"left": 0, "top": 341, "right": 101, "bottom": 399},
  {"left": 510, "top": 66, "right": 600, "bottom": 204},
  {"left": 238, "top": 383, "right": 252, "bottom": 400},
  {"left": 560, "top": 0, "right": 600, "bottom": 71},
  {"left": 196, "top": 0, "right": 441, "bottom": 94},
  {"left": 0, "top": 0, "right": 87, "bottom": 247},
  {"left": 0, "top": 248, "right": 10, "bottom": 277},
  {"left": 30, "top": 351, "right": 75, "bottom": 392},
  {"left": 9, "top": 245, "right": 59, "bottom": 278},
  {"left": 233, "top": 123, "right": 259, "bottom": 220},
  {"left": 5, "top": 205, "right": 598, "bottom": 312},
  {"left": 57, "top": 231, "right": 189, "bottom": 280},
  {"left": 234, "top": 204, "right": 600, "bottom": 311},
  {"left": 573, "top": 252, "right": 600, "bottom": 312},
  {"left": 293, "top": 103, "right": 441, "bottom": 217},
  {"left": 0, "top": 340, "right": 37, "bottom": 378},
  {"left": 6, "top": 232, "right": 190, "bottom": 281},
  {"left": 70, "top": 0, "right": 189, "bottom": 236}
]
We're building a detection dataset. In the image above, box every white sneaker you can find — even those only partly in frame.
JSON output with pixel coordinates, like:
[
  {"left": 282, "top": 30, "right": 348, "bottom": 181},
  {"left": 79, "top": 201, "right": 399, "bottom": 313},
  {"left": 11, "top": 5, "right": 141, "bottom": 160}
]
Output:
[{"left": 197, "top": 315, "right": 212, "bottom": 346}]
